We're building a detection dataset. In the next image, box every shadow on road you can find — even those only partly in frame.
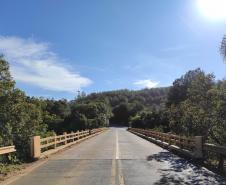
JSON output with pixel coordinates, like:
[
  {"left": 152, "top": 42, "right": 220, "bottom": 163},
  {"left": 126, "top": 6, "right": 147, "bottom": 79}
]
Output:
[{"left": 147, "top": 151, "right": 226, "bottom": 185}]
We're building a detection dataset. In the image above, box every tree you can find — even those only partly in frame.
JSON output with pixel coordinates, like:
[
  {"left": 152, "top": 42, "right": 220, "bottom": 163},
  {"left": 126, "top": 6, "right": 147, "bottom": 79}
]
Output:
[
  {"left": 112, "top": 103, "right": 130, "bottom": 124},
  {"left": 0, "top": 56, "right": 15, "bottom": 95},
  {"left": 167, "top": 68, "right": 215, "bottom": 137},
  {"left": 206, "top": 81, "right": 226, "bottom": 145},
  {"left": 0, "top": 56, "right": 15, "bottom": 147},
  {"left": 64, "top": 101, "right": 111, "bottom": 132},
  {"left": 6, "top": 89, "right": 47, "bottom": 159},
  {"left": 220, "top": 35, "right": 226, "bottom": 61},
  {"left": 129, "top": 109, "right": 169, "bottom": 131},
  {"left": 0, "top": 56, "right": 48, "bottom": 160}
]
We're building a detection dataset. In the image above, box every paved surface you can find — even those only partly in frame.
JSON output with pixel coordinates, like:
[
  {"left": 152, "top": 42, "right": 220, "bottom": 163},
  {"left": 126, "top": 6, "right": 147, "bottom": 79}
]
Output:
[{"left": 8, "top": 127, "right": 226, "bottom": 185}]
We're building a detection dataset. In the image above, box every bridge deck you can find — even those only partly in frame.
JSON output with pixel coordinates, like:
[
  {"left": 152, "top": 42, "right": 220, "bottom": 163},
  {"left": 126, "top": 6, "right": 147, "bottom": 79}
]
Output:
[{"left": 6, "top": 128, "right": 226, "bottom": 185}]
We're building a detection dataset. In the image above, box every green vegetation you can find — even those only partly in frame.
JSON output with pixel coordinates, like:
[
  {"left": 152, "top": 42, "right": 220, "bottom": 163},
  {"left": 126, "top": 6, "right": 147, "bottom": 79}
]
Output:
[
  {"left": 0, "top": 56, "right": 112, "bottom": 162},
  {"left": 220, "top": 35, "right": 226, "bottom": 60},
  {"left": 77, "top": 88, "right": 169, "bottom": 127},
  {"left": 79, "top": 67, "right": 226, "bottom": 147},
  {"left": 167, "top": 68, "right": 226, "bottom": 145},
  {"left": 1, "top": 54, "right": 226, "bottom": 165},
  {"left": 0, "top": 163, "right": 24, "bottom": 179}
]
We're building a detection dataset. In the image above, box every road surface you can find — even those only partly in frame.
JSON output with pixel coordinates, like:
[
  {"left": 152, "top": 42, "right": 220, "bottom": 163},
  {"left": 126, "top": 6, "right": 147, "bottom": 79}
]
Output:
[{"left": 7, "top": 127, "right": 226, "bottom": 185}]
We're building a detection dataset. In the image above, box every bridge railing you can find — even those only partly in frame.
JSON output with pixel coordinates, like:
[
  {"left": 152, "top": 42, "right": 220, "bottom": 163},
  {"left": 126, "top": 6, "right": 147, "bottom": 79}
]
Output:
[
  {"left": 203, "top": 143, "right": 226, "bottom": 172},
  {"left": 30, "top": 128, "right": 107, "bottom": 159},
  {"left": 128, "top": 128, "right": 201, "bottom": 157},
  {"left": 128, "top": 128, "right": 226, "bottom": 172},
  {"left": 0, "top": 146, "right": 16, "bottom": 155}
]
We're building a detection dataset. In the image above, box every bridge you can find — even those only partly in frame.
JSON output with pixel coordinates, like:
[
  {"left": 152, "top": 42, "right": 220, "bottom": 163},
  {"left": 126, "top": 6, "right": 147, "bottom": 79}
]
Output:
[{"left": 2, "top": 128, "right": 226, "bottom": 185}]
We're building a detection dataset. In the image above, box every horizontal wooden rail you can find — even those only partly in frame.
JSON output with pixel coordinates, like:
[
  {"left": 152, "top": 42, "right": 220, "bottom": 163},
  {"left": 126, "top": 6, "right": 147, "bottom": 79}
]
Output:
[
  {"left": 0, "top": 146, "right": 16, "bottom": 155},
  {"left": 30, "top": 128, "right": 107, "bottom": 159},
  {"left": 203, "top": 143, "right": 226, "bottom": 155}
]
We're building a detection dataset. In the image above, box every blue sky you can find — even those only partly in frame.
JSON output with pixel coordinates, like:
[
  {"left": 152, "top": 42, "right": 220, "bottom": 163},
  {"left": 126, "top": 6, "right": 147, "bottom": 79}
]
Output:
[{"left": 0, "top": 0, "right": 226, "bottom": 99}]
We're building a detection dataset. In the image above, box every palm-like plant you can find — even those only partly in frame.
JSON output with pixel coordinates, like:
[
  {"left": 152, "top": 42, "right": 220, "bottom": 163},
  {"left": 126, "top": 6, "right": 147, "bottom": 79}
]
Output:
[{"left": 220, "top": 35, "right": 226, "bottom": 61}]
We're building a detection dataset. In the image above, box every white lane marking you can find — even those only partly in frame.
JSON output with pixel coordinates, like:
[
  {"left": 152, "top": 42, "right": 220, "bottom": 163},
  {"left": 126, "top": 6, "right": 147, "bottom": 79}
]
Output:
[
  {"left": 119, "top": 173, "right": 125, "bottom": 185},
  {"left": 116, "top": 130, "right": 119, "bottom": 160},
  {"left": 110, "top": 129, "right": 125, "bottom": 185},
  {"left": 116, "top": 129, "right": 125, "bottom": 185},
  {"left": 118, "top": 156, "right": 125, "bottom": 185}
]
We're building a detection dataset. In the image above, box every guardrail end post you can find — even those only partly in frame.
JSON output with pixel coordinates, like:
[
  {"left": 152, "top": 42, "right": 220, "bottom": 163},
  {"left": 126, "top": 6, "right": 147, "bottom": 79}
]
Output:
[
  {"left": 30, "top": 136, "right": 41, "bottom": 159},
  {"left": 194, "top": 136, "right": 203, "bottom": 158}
]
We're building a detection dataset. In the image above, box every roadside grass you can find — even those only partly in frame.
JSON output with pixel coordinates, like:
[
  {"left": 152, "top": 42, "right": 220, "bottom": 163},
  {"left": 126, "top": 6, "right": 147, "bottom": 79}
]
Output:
[{"left": 0, "top": 163, "right": 26, "bottom": 181}]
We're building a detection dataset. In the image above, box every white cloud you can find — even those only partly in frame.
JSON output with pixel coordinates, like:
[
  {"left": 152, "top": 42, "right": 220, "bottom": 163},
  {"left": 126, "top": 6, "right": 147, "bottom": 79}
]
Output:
[
  {"left": 0, "top": 36, "right": 92, "bottom": 93},
  {"left": 134, "top": 79, "right": 159, "bottom": 88}
]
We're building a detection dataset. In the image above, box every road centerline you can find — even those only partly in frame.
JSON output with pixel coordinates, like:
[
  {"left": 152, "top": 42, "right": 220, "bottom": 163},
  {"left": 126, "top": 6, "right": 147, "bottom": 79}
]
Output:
[{"left": 116, "top": 129, "right": 119, "bottom": 160}]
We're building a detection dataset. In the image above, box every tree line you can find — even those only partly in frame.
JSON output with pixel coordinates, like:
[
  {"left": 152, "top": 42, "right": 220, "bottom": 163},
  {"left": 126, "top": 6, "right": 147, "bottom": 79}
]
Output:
[{"left": 74, "top": 68, "right": 226, "bottom": 148}]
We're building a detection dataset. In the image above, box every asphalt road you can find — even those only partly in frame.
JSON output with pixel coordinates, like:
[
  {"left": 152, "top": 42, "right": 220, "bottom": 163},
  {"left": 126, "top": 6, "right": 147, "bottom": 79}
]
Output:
[{"left": 8, "top": 127, "right": 226, "bottom": 185}]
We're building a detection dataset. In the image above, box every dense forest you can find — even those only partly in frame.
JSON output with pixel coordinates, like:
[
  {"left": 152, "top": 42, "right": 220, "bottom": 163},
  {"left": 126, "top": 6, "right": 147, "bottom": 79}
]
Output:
[{"left": 1, "top": 53, "right": 226, "bottom": 162}]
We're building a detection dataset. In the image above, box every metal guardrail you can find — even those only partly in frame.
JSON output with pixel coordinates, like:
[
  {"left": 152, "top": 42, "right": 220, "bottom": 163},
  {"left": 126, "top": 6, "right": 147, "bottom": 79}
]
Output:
[
  {"left": 30, "top": 128, "right": 107, "bottom": 159},
  {"left": 0, "top": 146, "right": 16, "bottom": 155}
]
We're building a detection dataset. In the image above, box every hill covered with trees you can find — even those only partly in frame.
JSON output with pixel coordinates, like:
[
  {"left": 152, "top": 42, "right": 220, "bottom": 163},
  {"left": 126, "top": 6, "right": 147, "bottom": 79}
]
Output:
[{"left": 76, "top": 88, "right": 169, "bottom": 125}]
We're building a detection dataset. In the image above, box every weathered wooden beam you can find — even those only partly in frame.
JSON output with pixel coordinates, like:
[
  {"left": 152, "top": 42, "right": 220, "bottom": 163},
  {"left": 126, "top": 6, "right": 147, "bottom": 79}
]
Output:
[{"left": 0, "top": 146, "right": 16, "bottom": 155}]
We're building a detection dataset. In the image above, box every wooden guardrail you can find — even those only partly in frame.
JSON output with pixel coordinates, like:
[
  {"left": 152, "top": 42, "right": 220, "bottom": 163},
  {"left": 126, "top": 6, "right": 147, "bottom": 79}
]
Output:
[
  {"left": 30, "top": 128, "right": 107, "bottom": 159},
  {"left": 128, "top": 128, "right": 226, "bottom": 172},
  {"left": 203, "top": 143, "right": 226, "bottom": 156},
  {"left": 128, "top": 128, "right": 202, "bottom": 158},
  {"left": 0, "top": 146, "right": 16, "bottom": 155},
  {"left": 203, "top": 143, "right": 226, "bottom": 172}
]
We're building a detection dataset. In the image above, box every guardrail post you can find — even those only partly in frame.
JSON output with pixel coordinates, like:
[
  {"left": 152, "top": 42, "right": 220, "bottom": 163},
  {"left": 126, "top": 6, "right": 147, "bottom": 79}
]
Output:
[
  {"left": 218, "top": 154, "right": 224, "bottom": 173},
  {"left": 71, "top": 131, "right": 74, "bottom": 143},
  {"left": 179, "top": 136, "right": 182, "bottom": 149},
  {"left": 194, "top": 136, "right": 203, "bottom": 158},
  {"left": 30, "top": 136, "right": 41, "bottom": 159},
  {"left": 54, "top": 134, "right": 57, "bottom": 148},
  {"left": 77, "top": 131, "right": 80, "bottom": 140},
  {"left": 169, "top": 135, "right": 172, "bottom": 145},
  {"left": 63, "top": 132, "right": 67, "bottom": 145}
]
